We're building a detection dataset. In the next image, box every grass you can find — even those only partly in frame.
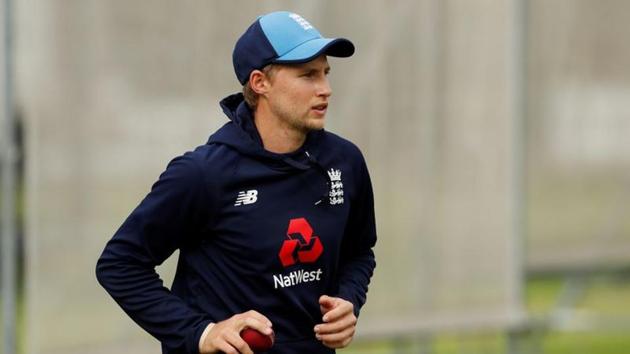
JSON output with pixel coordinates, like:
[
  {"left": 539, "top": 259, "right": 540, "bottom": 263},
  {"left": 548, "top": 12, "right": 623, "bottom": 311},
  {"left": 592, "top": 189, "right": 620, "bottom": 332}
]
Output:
[
  {"left": 340, "top": 273, "right": 630, "bottom": 354},
  {"left": 543, "top": 333, "right": 630, "bottom": 354}
]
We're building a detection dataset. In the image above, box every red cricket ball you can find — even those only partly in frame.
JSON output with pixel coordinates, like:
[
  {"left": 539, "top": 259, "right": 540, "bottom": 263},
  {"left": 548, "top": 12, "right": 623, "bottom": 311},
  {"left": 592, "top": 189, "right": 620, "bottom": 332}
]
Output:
[{"left": 240, "top": 328, "right": 274, "bottom": 352}]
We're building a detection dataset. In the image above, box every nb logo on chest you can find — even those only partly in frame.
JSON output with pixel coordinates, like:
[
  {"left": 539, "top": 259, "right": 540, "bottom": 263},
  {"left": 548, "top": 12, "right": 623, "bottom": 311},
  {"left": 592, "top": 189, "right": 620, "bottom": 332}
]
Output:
[{"left": 234, "top": 190, "right": 258, "bottom": 206}]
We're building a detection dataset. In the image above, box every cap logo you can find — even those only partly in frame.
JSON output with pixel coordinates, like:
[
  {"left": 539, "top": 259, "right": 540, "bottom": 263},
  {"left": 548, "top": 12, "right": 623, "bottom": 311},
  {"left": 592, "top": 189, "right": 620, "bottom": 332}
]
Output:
[{"left": 288, "top": 13, "right": 313, "bottom": 31}]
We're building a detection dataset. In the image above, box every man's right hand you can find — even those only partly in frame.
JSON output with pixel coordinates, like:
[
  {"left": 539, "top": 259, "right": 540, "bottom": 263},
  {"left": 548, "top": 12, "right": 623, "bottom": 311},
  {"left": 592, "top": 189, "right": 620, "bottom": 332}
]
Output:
[{"left": 199, "top": 310, "right": 273, "bottom": 354}]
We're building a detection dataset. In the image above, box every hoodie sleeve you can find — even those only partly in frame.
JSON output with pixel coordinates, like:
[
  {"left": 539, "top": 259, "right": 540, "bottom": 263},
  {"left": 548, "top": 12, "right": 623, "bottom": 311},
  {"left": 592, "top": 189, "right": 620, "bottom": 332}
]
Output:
[
  {"left": 335, "top": 153, "right": 377, "bottom": 317},
  {"left": 96, "top": 152, "right": 214, "bottom": 354}
]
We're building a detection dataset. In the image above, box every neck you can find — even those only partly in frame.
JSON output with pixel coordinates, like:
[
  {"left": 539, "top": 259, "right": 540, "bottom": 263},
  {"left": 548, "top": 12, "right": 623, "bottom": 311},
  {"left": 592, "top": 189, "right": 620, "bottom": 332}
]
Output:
[{"left": 253, "top": 105, "right": 307, "bottom": 154}]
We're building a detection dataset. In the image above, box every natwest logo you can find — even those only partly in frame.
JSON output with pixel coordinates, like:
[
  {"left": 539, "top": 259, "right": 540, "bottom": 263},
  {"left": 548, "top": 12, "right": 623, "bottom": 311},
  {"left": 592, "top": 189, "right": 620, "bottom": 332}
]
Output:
[{"left": 278, "top": 218, "right": 323, "bottom": 267}]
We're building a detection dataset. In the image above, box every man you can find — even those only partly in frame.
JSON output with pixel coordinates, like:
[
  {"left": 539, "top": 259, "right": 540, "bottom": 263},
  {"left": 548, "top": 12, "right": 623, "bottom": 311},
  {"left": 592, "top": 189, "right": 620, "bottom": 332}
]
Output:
[{"left": 96, "top": 11, "right": 376, "bottom": 354}]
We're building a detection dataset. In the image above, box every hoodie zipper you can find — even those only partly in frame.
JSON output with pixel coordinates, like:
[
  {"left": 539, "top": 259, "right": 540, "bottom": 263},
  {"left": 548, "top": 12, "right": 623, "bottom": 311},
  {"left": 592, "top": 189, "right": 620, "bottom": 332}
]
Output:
[{"left": 305, "top": 151, "right": 331, "bottom": 206}]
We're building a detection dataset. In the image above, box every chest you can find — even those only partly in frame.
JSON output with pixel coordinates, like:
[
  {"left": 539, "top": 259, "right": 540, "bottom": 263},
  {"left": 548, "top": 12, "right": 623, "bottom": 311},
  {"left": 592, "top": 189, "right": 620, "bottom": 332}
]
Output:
[{"left": 207, "top": 167, "right": 352, "bottom": 272}]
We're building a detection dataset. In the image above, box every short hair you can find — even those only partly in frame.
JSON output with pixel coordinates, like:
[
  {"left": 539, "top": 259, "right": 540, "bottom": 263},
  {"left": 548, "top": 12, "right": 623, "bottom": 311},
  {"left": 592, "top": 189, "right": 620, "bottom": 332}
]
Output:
[{"left": 243, "top": 64, "right": 277, "bottom": 110}]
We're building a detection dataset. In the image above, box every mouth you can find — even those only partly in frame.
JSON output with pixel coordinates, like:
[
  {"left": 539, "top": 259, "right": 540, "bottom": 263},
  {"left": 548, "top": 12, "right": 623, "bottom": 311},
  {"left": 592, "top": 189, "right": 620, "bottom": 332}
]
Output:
[{"left": 311, "top": 103, "right": 328, "bottom": 115}]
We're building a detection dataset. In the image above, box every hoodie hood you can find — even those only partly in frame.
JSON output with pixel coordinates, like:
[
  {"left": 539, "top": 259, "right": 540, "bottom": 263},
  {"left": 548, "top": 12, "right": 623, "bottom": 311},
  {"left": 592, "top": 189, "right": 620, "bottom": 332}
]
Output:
[{"left": 209, "top": 93, "right": 324, "bottom": 171}]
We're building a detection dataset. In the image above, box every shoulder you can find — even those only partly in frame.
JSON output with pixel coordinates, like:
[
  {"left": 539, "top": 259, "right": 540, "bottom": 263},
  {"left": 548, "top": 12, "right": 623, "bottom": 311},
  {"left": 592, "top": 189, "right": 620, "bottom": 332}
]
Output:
[
  {"left": 317, "top": 130, "right": 371, "bottom": 186},
  {"left": 160, "top": 143, "right": 237, "bottom": 191},
  {"left": 318, "top": 130, "right": 366, "bottom": 162},
  {"left": 156, "top": 144, "right": 236, "bottom": 209},
  {"left": 184, "top": 143, "right": 240, "bottom": 175}
]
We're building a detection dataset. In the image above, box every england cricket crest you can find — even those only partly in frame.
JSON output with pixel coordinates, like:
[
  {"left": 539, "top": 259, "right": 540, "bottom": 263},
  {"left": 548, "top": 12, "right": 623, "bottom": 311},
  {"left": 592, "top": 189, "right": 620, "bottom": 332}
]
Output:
[{"left": 327, "top": 168, "right": 344, "bottom": 205}]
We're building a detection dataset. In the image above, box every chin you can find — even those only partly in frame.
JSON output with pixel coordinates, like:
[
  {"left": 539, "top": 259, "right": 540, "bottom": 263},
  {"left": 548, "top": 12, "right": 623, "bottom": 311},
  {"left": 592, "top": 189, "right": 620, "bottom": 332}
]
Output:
[
  {"left": 306, "top": 124, "right": 325, "bottom": 132},
  {"left": 305, "top": 118, "right": 325, "bottom": 131}
]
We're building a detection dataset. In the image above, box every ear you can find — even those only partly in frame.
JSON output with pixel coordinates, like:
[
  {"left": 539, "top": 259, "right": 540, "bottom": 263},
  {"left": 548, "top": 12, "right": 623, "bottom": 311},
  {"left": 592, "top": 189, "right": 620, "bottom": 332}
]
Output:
[{"left": 249, "top": 69, "right": 270, "bottom": 95}]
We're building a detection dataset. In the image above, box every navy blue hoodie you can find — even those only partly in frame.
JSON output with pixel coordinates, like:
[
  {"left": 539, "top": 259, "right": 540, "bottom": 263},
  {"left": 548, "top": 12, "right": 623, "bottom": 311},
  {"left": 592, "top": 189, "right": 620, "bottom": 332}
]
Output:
[{"left": 96, "top": 93, "right": 377, "bottom": 354}]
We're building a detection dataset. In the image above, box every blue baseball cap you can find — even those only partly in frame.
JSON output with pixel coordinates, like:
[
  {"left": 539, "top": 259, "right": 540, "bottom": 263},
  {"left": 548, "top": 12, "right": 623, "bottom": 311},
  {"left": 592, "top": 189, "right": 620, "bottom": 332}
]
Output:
[{"left": 233, "top": 11, "right": 355, "bottom": 85}]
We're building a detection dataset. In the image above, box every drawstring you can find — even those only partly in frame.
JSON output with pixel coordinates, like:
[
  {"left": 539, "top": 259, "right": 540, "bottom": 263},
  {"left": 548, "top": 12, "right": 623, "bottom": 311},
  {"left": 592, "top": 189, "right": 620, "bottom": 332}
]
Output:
[{"left": 305, "top": 151, "right": 330, "bottom": 206}]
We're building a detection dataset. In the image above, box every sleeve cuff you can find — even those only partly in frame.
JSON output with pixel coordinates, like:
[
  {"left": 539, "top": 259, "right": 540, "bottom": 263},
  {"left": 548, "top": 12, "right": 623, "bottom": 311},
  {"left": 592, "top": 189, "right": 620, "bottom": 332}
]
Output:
[
  {"left": 336, "top": 291, "right": 362, "bottom": 318},
  {"left": 198, "top": 322, "right": 215, "bottom": 354}
]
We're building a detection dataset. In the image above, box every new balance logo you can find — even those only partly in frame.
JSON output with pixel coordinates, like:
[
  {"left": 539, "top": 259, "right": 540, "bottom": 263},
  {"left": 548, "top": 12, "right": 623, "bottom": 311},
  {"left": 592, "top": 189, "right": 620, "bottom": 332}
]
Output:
[{"left": 234, "top": 190, "right": 258, "bottom": 206}]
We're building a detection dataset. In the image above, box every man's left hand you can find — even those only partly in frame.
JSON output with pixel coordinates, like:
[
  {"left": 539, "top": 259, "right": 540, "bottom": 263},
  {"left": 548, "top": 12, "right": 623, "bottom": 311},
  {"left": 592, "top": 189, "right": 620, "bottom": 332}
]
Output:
[{"left": 314, "top": 295, "right": 357, "bottom": 349}]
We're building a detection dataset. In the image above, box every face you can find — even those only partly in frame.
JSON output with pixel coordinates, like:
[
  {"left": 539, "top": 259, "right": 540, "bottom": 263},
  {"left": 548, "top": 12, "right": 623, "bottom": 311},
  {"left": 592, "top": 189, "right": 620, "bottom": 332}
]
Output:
[{"left": 263, "top": 55, "right": 332, "bottom": 133}]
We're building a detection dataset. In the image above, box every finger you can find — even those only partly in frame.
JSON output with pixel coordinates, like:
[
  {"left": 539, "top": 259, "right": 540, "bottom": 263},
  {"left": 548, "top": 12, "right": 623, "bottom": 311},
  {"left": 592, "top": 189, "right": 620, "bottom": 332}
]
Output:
[
  {"left": 319, "top": 295, "right": 337, "bottom": 316},
  {"left": 319, "top": 296, "right": 339, "bottom": 319},
  {"left": 317, "top": 325, "right": 355, "bottom": 343},
  {"left": 215, "top": 338, "right": 240, "bottom": 354},
  {"left": 241, "top": 310, "right": 273, "bottom": 327},
  {"left": 321, "top": 301, "right": 353, "bottom": 323},
  {"left": 315, "top": 315, "right": 356, "bottom": 334},
  {"left": 323, "top": 336, "right": 353, "bottom": 349},
  {"left": 320, "top": 302, "right": 332, "bottom": 315},
  {"left": 242, "top": 317, "right": 274, "bottom": 336},
  {"left": 319, "top": 295, "right": 336, "bottom": 312},
  {"left": 225, "top": 330, "right": 253, "bottom": 354},
  {"left": 321, "top": 331, "right": 355, "bottom": 350}
]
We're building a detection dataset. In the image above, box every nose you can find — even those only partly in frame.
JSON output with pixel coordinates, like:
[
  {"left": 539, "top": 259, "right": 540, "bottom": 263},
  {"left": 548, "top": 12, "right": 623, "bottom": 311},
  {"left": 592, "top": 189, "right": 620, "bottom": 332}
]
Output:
[{"left": 317, "top": 76, "right": 332, "bottom": 98}]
